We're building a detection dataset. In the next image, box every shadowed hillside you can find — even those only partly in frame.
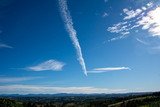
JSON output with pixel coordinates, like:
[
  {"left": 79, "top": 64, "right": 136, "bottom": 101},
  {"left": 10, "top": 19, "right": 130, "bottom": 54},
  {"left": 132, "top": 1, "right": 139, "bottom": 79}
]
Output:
[{"left": 0, "top": 92, "right": 160, "bottom": 107}]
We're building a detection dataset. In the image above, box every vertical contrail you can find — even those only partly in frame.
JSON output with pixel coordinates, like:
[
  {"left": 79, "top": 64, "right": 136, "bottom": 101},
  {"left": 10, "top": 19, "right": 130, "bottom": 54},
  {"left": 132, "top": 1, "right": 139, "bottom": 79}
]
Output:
[{"left": 58, "top": 0, "right": 87, "bottom": 76}]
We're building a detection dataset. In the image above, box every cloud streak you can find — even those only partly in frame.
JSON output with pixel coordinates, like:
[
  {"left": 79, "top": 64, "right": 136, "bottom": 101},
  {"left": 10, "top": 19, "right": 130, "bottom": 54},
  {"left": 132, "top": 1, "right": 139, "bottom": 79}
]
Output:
[
  {"left": 0, "top": 85, "right": 127, "bottom": 94},
  {"left": 136, "top": 38, "right": 149, "bottom": 45},
  {"left": 59, "top": 0, "right": 87, "bottom": 76},
  {"left": 0, "top": 77, "right": 43, "bottom": 83},
  {"left": 26, "top": 59, "right": 65, "bottom": 71},
  {"left": 0, "top": 43, "right": 13, "bottom": 49},
  {"left": 88, "top": 67, "right": 131, "bottom": 73}
]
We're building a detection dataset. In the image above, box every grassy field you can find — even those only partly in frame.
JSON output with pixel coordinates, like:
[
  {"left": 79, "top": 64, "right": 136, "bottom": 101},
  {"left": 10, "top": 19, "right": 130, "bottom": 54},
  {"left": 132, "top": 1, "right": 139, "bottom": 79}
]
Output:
[{"left": 108, "top": 96, "right": 160, "bottom": 107}]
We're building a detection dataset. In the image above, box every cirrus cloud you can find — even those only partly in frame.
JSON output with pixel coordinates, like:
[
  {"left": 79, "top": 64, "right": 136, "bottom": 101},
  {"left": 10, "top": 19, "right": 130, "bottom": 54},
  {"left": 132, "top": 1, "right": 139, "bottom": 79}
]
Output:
[
  {"left": 123, "top": 8, "right": 142, "bottom": 20},
  {"left": 0, "top": 76, "right": 43, "bottom": 83},
  {"left": 137, "top": 6, "right": 160, "bottom": 37},
  {"left": 0, "top": 43, "right": 13, "bottom": 49},
  {"left": 26, "top": 60, "right": 65, "bottom": 71},
  {"left": 107, "top": 2, "right": 160, "bottom": 41}
]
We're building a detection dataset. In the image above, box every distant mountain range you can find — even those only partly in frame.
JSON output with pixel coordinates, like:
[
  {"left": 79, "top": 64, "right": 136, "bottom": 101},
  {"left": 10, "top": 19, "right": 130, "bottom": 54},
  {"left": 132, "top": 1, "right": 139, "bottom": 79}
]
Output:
[
  {"left": 1, "top": 91, "right": 160, "bottom": 107},
  {"left": 0, "top": 92, "right": 154, "bottom": 98}
]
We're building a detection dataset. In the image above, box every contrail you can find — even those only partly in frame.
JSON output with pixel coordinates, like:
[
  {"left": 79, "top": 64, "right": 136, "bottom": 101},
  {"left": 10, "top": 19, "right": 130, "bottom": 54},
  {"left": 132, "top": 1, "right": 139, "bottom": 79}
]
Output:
[
  {"left": 58, "top": 0, "right": 87, "bottom": 76},
  {"left": 87, "top": 67, "right": 131, "bottom": 73}
]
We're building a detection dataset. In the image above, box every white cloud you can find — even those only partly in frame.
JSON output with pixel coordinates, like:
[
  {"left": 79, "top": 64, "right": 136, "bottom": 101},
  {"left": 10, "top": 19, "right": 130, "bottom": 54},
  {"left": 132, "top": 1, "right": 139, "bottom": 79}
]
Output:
[
  {"left": 123, "top": 8, "right": 142, "bottom": 20},
  {"left": 142, "top": 6, "right": 147, "bottom": 11},
  {"left": 147, "top": 2, "right": 153, "bottom": 8},
  {"left": 0, "top": 85, "right": 127, "bottom": 94},
  {"left": 27, "top": 60, "right": 65, "bottom": 71},
  {"left": 0, "top": 43, "right": 13, "bottom": 49},
  {"left": 108, "top": 35, "right": 128, "bottom": 42},
  {"left": 121, "top": 31, "right": 130, "bottom": 35},
  {"left": 0, "top": 77, "right": 43, "bottom": 83},
  {"left": 107, "top": 21, "right": 130, "bottom": 41},
  {"left": 88, "top": 67, "right": 131, "bottom": 73},
  {"left": 102, "top": 12, "right": 108, "bottom": 18},
  {"left": 59, "top": 0, "right": 87, "bottom": 76},
  {"left": 137, "top": 7, "right": 160, "bottom": 37},
  {"left": 107, "top": 2, "right": 160, "bottom": 41},
  {"left": 107, "top": 22, "right": 128, "bottom": 33}
]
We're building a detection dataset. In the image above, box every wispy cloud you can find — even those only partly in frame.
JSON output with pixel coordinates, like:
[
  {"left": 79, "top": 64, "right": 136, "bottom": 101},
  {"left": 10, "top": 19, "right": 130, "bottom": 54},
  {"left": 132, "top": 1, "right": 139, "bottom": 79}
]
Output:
[
  {"left": 0, "top": 77, "right": 43, "bottom": 83},
  {"left": 123, "top": 2, "right": 153, "bottom": 20},
  {"left": 59, "top": 0, "right": 87, "bottom": 76},
  {"left": 26, "top": 60, "right": 65, "bottom": 71},
  {"left": 137, "top": 6, "right": 160, "bottom": 37},
  {"left": 0, "top": 43, "right": 13, "bottom": 49},
  {"left": 88, "top": 67, "right": 131, "bottom": 73},
  {"left": 104, "top": 0, "right": 108, "bottom": 3},
  {"left": 123, "top": 8, "right": 142, "bottom": 20},
  {"left": 102, "top": 12, "right": 108, "bottom": 18},
  {"left": 107, "top": 2, "right": 159, "bottom": 41},
  {"left": 0, "top": 85, "right": 127, "bottom": 94},
  {"left": 136, "top": 38, "right": 149, "bottom": 45},
  {"left": 108, "top": 35, "right": 127, "bottom": 42},
  {"left": 107, "top": 21, "right": 130, "bottom": 39}
]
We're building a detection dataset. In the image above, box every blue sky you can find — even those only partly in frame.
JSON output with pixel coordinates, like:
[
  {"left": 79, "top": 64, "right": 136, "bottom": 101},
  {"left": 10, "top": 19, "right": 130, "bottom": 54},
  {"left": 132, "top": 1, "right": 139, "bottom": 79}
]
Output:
[{"left": 0, "top": 0, "right": 160, "bottom": 94}]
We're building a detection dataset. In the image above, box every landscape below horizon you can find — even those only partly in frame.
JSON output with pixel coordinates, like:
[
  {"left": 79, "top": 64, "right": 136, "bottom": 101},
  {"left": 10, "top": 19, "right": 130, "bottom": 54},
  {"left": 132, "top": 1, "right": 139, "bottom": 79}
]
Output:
[{"left": 0, "top": 91, "right": 160, "bottom": 107}]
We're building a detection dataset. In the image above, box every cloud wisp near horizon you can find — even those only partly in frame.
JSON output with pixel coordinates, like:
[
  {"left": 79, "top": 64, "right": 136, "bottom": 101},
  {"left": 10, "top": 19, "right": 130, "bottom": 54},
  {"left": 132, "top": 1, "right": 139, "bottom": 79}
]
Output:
[
  {"left": 0, "top": 84, "right": 127, "bottom": 94},
  {"left": 0, "top": 76, "right": 43, "bottom": 83}
]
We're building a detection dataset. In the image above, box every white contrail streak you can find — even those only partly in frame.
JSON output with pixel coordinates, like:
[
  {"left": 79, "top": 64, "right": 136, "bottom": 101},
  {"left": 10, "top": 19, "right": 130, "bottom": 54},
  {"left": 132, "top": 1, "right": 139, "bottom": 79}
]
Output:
[
  {"left": 88, "top": 67, "right": 131, "bottom": 73},
  {"left": 58, "top": 0, "right": 87, "bottom": 76}
]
